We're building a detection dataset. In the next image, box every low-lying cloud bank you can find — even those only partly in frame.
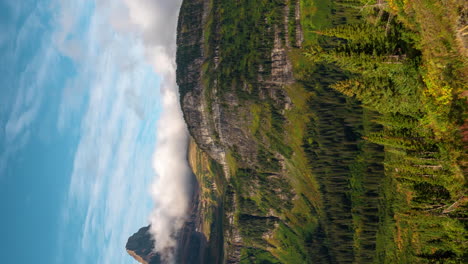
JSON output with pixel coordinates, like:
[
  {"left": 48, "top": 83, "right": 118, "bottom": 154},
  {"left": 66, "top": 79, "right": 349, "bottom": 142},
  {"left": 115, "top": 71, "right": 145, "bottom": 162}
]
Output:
[{"left": 113, "top": 0, "right": 190, "bottom": 260}]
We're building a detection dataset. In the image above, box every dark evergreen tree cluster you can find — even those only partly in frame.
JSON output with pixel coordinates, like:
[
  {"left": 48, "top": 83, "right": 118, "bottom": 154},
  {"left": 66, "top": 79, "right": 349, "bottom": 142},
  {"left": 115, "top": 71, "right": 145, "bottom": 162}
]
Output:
[{"left": 304, "top": 1, "right": 467, "bottom": 262}]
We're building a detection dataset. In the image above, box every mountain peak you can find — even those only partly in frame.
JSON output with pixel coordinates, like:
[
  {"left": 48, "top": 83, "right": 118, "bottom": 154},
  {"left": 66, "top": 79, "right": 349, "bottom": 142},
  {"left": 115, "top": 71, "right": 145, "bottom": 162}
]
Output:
[{"left": 125, "top": 226, "right": 161, "bottom": 264}]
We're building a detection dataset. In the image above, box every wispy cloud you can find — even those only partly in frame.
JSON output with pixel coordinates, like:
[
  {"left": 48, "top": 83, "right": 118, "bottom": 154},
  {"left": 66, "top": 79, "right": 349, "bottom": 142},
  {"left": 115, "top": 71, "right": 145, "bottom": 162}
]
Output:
[
  {"left": 52, "top": 1, "right": 162, "bottom": 264},
  {"left": 0, "top": 2, "right": 56, "bottom": 178}
]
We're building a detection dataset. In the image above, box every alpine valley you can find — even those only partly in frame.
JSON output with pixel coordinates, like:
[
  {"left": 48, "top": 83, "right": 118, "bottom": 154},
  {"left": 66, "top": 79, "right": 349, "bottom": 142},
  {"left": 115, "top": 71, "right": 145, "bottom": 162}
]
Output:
[{"left": 126, "top": 0, "right": 467, "bottom": 263}]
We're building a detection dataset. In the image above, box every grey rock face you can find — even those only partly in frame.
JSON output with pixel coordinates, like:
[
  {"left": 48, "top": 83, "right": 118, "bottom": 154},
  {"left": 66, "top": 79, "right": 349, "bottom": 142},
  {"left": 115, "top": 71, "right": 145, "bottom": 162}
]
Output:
[{"left": 176, "top": 0, "right": 295, "bottom": 170}]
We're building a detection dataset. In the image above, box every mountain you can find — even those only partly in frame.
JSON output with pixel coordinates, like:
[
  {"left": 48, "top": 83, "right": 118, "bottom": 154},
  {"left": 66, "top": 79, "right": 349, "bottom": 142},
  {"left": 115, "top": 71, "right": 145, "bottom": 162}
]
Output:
[
  {"left": 127, "top": 0, "right": 467, "bottom": 263},
  {"left": 126, "top": 226, "right": 161, "bottom": 264}
]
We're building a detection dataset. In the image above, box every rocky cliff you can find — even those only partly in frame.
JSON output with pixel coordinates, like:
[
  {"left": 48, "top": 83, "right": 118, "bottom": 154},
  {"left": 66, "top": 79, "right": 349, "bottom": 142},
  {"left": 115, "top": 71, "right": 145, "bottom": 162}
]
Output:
[
  {"left": 177, "top": 0, "right": 301, "bottom": 172},
  {"left": 176, "top": 0, "right": 304, "bottom": 263}
]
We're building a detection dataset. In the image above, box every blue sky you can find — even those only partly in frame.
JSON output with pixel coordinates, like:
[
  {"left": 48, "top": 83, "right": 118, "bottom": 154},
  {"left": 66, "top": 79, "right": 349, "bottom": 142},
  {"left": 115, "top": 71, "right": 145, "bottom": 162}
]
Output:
[{"left": 0, "top": 0, "right": 167, "bottom": 263}]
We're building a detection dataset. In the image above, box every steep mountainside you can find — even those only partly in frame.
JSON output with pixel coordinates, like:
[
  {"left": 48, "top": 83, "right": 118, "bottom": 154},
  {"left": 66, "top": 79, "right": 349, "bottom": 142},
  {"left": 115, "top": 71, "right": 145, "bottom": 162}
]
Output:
[
  {"left": 175, "top": 0, "right": 390, "bottom": 262},
  {"left": 177, "top": 0, "right": 307, "bottom": 262},
  {"left": 128, "top": 0, "right": 467, "bottom": 263}
]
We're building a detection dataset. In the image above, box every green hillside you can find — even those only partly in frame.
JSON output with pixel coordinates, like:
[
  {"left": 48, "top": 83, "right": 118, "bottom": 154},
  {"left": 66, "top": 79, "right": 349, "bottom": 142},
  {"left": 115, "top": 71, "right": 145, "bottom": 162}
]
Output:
[{"left": 178, "top": 0, "right": 467, "bottom": 263}]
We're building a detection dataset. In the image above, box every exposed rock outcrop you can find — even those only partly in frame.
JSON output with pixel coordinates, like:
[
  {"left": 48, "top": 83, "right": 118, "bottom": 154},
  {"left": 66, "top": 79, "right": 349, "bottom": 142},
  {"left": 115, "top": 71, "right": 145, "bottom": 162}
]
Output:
[{"left": 177, "top": 0, "right": 227, "bottom": 167}]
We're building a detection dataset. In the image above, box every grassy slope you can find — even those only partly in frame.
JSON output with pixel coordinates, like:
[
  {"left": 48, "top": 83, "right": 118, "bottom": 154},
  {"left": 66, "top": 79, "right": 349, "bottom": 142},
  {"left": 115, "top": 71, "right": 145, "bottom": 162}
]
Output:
[
  {"left": 189, "top": 139, "right": 224, "bottom": 239},
  {"left": 188, "top": 138, "right": 227, "bottom": 263}
]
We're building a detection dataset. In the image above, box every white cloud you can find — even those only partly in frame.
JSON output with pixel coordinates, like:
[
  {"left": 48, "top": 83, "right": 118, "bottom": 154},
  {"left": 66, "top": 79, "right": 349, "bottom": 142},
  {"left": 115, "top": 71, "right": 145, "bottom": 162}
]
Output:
[
  {"left": 110, "top": 1, "right": 193, "bottom": 260},
  {"left": 94, "top": 0, "right": 191, "bottom": 260}
]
